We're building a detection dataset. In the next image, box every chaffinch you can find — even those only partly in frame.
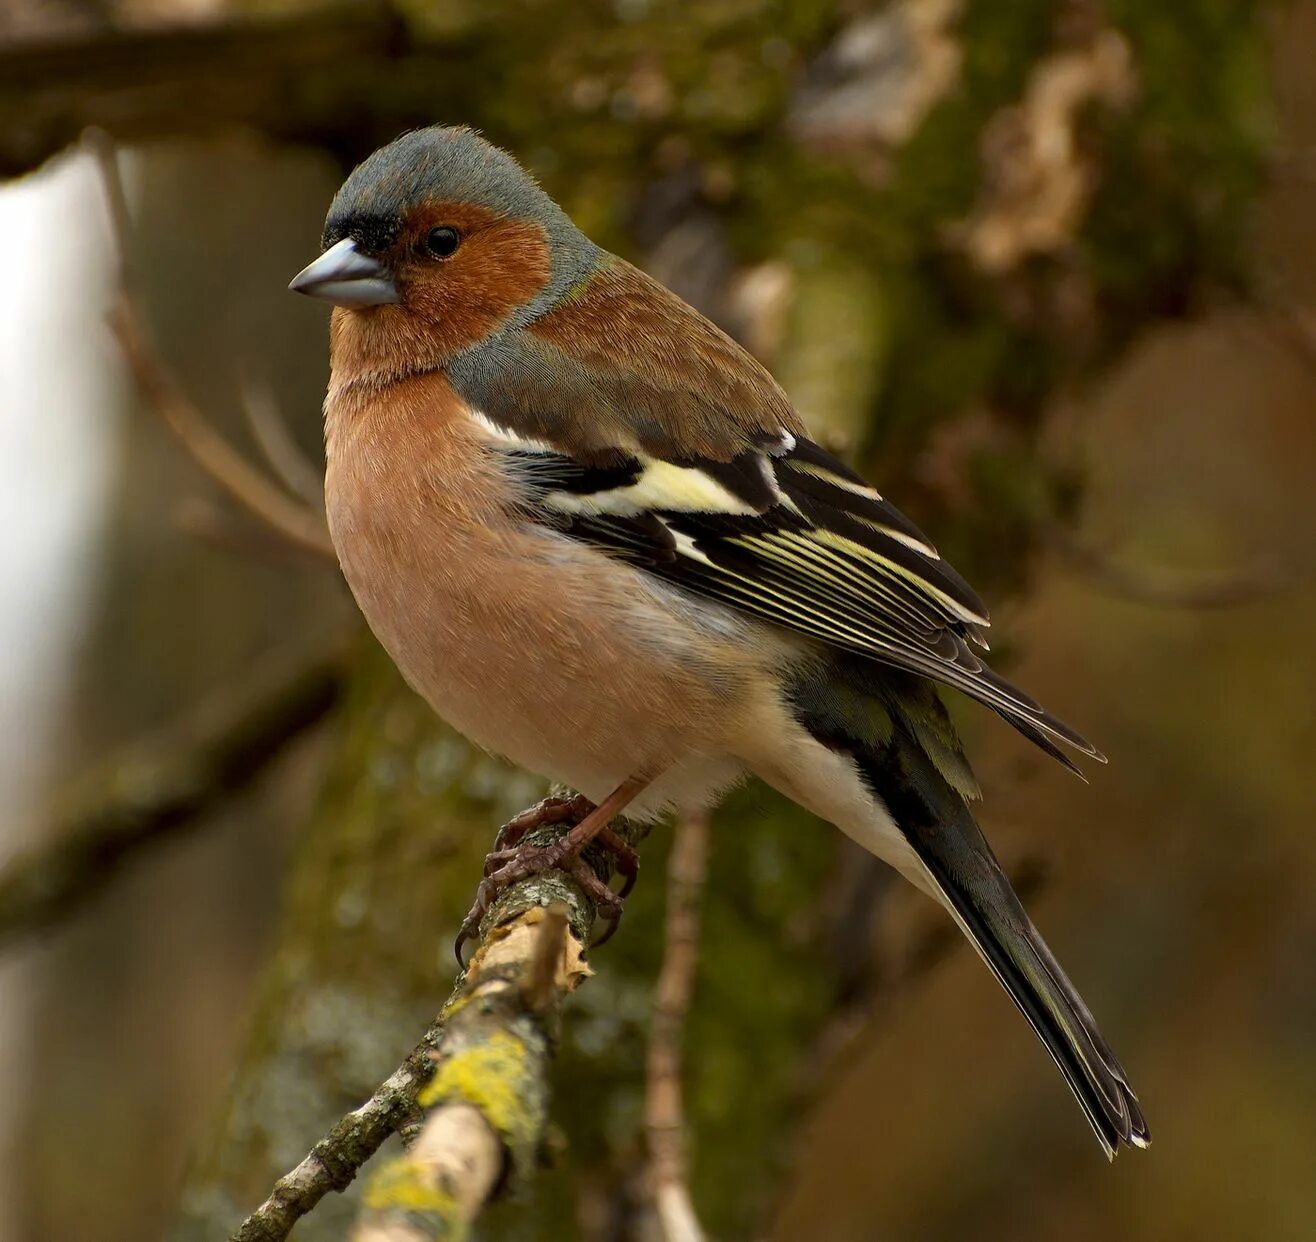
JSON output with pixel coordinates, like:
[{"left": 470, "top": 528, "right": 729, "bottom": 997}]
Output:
[{"left": 290, "top": 126, "right": 1148, "bottom": 1157}]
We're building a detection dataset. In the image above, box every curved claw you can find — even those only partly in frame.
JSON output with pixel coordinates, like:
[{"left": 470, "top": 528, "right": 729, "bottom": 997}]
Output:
[
  {"left": 454, "top": 877, "right": 496, "bottom": 966},
  {"left": 589, "top": 907, "right": 624, "bottom": 947},
  {"left": 598, "top": 826, "right": 639, "bottom": 899}
]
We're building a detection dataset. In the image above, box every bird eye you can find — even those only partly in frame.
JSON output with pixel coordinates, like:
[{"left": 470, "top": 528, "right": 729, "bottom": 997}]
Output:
[{"left": 424, "top": 226, "right": 461, "bottom": 259}]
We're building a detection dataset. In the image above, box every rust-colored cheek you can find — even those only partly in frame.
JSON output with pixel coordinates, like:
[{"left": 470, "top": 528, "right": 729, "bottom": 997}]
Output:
[
  {"left": 404, "top": 207, "right": 553, "bottom": 357},
  {"left": 324, "top": 206, "right": 554, "bottom": 387}
]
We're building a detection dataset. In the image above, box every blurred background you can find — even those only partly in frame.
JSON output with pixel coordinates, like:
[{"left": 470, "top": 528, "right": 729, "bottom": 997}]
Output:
[{"left": 1, "top": 1, "right": 1313, "bottom": 1239}]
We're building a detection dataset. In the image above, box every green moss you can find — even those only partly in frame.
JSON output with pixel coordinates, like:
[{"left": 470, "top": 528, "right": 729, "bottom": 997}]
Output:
[{"left": 1087, "top": 1, "right": 1274, "bottom": 331}]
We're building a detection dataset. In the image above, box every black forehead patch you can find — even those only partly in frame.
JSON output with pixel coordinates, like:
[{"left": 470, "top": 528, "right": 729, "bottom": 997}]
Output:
[{"left": 322, "top": 211, "right": 402, "bottom": 255}]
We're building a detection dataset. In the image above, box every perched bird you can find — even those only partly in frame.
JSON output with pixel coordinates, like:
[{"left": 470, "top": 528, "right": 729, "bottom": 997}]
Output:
[{"left": 290, "top": 125, "right": 1149, "bottom": 1157}]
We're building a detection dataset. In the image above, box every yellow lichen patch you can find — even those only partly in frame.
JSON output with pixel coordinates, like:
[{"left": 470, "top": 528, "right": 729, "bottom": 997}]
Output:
[
  {"left": 420, "top": 1030, "right": 539, "bottom": 1153},
  {"left": 362, "top": 1157, "right": 463, "bottom": 1225}
]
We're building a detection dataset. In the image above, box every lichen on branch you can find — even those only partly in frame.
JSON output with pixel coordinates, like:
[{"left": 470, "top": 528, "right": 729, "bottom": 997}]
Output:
[
  {"left": 354, "top": 905, "right": 590, "bottom": 1241},
  {"left": 227, "top": 806, "right": 645, "bottom": 1242}
]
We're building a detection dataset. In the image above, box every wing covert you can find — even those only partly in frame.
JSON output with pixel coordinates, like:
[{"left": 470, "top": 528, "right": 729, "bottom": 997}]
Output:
[{"left": 485, "top": 422, "right": 1101, "bottom": 769}]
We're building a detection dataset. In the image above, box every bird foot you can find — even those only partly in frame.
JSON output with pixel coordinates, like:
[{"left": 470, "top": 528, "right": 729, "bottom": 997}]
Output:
[
  {"left": 454, "top": 797, "right": 639, "bottom": 965},
  {"left": 488, "top": 793, "right": 594, "bottom": 853}
]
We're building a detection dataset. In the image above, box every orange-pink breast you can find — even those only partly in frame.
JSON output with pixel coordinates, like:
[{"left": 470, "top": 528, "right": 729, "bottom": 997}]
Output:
[{"left": 322, "top": 370, "right": 768, "bottom": 805}]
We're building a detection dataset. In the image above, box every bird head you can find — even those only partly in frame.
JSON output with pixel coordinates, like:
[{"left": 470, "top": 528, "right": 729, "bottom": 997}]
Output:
[{"left": 290, "top": 126, "right": 601, "bottom": 381}]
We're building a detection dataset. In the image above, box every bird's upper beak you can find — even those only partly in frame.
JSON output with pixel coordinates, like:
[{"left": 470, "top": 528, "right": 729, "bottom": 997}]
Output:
[{"left": 288, "top": 238, "right": 400, "bottom": 308}]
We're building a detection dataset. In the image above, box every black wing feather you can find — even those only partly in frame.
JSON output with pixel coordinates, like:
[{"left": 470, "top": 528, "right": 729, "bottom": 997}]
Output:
[{"left": 508, "top": 433, "right": 1100, "bottom": 767}]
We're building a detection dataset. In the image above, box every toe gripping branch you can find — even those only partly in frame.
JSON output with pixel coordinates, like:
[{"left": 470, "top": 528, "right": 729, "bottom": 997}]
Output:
[{"left": 454, "top": 793, "right": 643, "bottom": 966}]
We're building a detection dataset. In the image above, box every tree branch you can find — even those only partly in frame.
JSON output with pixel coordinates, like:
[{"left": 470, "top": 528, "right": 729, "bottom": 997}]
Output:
[
  {"left": 0, "top": 4, "right": 473, "bottom": 181},
  {"left": 108, "top": 295, "right": 337, "bottom": 560},
  {"left": 1048, "top": 528, "right": 1288, "bottom": 609},
  {"left": 84, "top": 128, "right": 337, "bottom": 563},
  {"left": 239, "top": 373, "right": 328, "bottom": 512},
  {"left": 229, "top": 1016, "right": 446, "bottom": 1242},
  {"left": 0, "top": 639, "right": 348, "bottom": 948},
  {"left": 232, "top": 813, "right": 648, "bottom": 1242},
  {"left": 352, "top": 904, "right": 585, "bottom": 1242}
]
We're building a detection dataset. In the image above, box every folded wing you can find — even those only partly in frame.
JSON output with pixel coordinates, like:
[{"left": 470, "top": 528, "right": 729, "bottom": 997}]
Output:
[{"left": 488, "top": 423, "right": 1101, "bottom": 772}]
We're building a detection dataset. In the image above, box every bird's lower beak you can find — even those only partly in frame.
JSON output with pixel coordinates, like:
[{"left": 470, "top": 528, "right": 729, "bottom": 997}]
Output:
[{"left": 288, "top": 237, "right": 400, "bottom": 308}]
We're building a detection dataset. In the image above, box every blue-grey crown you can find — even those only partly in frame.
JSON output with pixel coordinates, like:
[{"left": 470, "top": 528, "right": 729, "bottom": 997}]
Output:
[{"left": 323, "top": 126, "right": 602, "bottom": 321}]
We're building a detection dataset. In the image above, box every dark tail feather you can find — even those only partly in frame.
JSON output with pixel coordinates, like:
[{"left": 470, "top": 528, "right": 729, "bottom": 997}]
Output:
[
  {"left": 787, "top": 659, "right": 1148, "bottom": 1155},
  {"left": 913, "top": 834, "right": 1151, "bottom": 1157}
]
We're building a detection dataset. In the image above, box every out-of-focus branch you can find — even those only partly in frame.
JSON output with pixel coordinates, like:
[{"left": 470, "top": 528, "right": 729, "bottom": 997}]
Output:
[
  {"left": 0, "top": 4, "right": 472, "bottom": 181},
  {"left": 173, "top": 498, "right": 328, "bottom": 566},
  {"left": 808, "top": 853, "right": 1047, "bottom": 1098},
  {"left": 645, "top": 810, "right": 710, "bottom": 1242},
  {"left": 109, "top": 299, "right": 337, "bottom": 559},
  {"left": 234, "top": 816, "right": 647, "bottom": 1242},
  {"left": 0, "top": 135, "right": 347, "bottom": 948},
  {"left": 240, "top": 375, "right": 327, "bottom": 511},
  {"left": 1050, "top": 528, "right": 1287, "bottom": 609},
  {"left": 0, "top": 639, "right": 348, "bottom": 948},
  {"left": 85, "top": 128, "right": 336, "bottom": 562}
]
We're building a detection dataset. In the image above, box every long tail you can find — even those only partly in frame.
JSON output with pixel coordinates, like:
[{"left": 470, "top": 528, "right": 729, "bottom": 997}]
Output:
[
  {"left": 906, "top": 811, "right": 1151, "bottom": 1158},
  {"left": 782, "top": 659, "right": 1150, "bottom": 1156}
]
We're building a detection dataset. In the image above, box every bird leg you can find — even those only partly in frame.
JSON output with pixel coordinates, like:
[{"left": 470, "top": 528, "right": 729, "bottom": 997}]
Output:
[{"left": 455, "top": 776, "right": 649, "bottom": 964}]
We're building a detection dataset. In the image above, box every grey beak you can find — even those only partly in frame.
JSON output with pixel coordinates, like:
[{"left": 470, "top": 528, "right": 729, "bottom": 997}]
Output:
[{"left": 288, "top": 237, "right": 400, "bottom": 308}]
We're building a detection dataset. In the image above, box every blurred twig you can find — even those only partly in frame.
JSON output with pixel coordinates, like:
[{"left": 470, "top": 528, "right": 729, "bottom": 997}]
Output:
[
  {"left": 174, "top": 497, "right": 332, "bottom": 566},
  {"left": 760, "top": 851, "right": 1046, "bottom": 1232},
  {"left": 234, "top": 816, "right": 648, "bottom": 1242},
  {"left": 810, "top": 853, "right": 1048, "bottom": 1090},
  {"left": 0, "top": 639, "right": 348, "bottom": 949},
  {"left": 1049, "top": 528, "right": 1287, "bottom": 609},
  {"left": 85, "top": 128, "right": 337, "bottom": 563},
  {"left": 645, "top": 810, "right": 710, "bottom": 1242},
  {"left": 240, "top": 373, "right": 327, "bottom": 511}
]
